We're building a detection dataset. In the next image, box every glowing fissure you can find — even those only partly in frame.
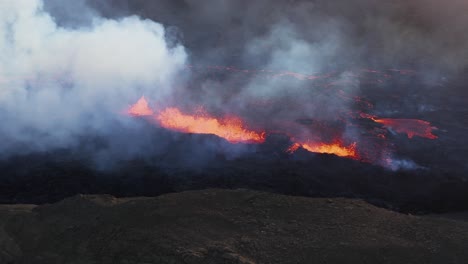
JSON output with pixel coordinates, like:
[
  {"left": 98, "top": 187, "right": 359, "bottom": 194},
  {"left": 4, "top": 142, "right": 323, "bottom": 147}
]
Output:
[
  {"left": 127, "top": 97, "right": 265, "bottom": 144},
  {"left": 302, "top": 141, "right": 358, "bottom": 158},
  {"left": 156, "top": 107, "right": 266, "bottom": 144},
  {"left": 287, "top": 141, "right": 359, "bottom": 159}
]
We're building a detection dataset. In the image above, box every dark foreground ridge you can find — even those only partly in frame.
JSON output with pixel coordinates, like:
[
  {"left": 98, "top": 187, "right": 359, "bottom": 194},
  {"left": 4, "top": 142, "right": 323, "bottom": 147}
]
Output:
[{"left": 1, "top": 189, "right": 467, "bottom": 264}]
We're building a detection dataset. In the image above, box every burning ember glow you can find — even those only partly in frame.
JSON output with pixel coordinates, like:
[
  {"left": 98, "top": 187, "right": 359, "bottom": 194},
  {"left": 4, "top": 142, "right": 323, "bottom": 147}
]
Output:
[
  {"left": 156, "top": 108, "right": 266, "bottom": 144},
  {"left": 288, "top": 141, "right": 359, "bottom": 158},
  {"left": 373, "top": 118, "right": 438, "bottom": 139},
  {"left": 127, "top": 96, "right": 153, "bottom": 116}
]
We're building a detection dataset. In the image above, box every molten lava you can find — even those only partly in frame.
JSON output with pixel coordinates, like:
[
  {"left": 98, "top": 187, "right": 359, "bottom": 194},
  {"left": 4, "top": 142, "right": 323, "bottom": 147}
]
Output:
[
  {"left": 302, "top": 141, "right": 358, "bottom": 158},
  {"left": 128, "top": 96, "right": 153, "bottom": 116},
  {"left": 127, "top": 97, "right": 265, "bottom": 143},
  {"left": 359, "top": 113, "right": 438, "bottom": 140},
  {"left": 373, "top": 118, "right": 438, "bottom": 139},
  {"left": 286, "top": 143, "right": 301, "bottom": 154},
  {"left": 124, "top": 66, "right": 440, "bottom": 167},
  {"left": 156, "top": 107, "right": 266, "bottom": 144},
  {"left": 287, "top": 141, "right": 359, "bottom": 159}
]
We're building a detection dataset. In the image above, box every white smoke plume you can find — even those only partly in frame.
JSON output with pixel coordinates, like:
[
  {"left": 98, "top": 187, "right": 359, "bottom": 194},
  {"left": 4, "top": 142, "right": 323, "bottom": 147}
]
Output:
[{"left": 0, "top": 0, "right": 187, "bottom": 156}]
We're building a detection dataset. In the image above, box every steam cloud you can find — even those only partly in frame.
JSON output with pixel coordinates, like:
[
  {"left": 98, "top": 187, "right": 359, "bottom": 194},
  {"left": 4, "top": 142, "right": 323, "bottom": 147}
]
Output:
[{"left": 0, "top": 0, "right": 187, "bottom": 158}]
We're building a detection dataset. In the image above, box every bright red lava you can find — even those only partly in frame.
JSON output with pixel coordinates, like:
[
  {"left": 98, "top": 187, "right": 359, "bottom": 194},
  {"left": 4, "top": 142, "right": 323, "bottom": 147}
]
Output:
[{"left": 373, "top": 118, "right": 438, "bottom": 139}]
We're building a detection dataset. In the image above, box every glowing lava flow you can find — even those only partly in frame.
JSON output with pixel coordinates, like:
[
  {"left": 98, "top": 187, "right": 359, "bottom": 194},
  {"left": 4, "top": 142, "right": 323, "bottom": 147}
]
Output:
[
  {"left": 302, "top": 141, "right": 358, "bottom": 158},
  {"left": 127, "top": 96, "right": 154, "bottom": 116},
  {"left": 127, "top": 97, "right": 265, "bottom": 143},
  {"left": 286, "top": 143, "right": 301, "bottom": 154},
  {"left": 359, "top": 113, "right": 438, "bottom": 140},
  {"left": 288, "top": 141, "right": 359, "bottom": 158},
  {"left": 127, "top": 60, "right": 438, "bottom": 165},
  {"left": 156, "top": 108, "right": 266, "bottom": 144},
  {"left": 127, "top": 97, "right": 357, "bottom": 157},
  {"left": 372, "top": 118, "right": 438, "bottom": 139}
]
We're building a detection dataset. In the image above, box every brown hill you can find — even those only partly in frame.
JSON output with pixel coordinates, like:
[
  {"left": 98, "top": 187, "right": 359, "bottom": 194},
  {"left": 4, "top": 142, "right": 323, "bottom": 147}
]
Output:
[{"left": 1, "top": 189, "right": 467, "bottom": 264}]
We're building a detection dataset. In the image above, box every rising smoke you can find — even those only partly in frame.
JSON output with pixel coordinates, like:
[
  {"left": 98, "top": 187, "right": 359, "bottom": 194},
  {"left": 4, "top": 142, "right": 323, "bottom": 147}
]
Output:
[
  {"left": 1, "top": 0, "right": 467, "bottom": 168},
  {"left": 0, "top": 0, "right": 187, "bottom": 160},
  {"left": 68, "top": 0, "right": 468, "bottom": 72}
]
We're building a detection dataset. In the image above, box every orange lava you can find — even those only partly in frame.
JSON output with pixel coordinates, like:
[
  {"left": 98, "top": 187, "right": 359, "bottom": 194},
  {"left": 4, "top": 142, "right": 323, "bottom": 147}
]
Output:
[
  {"left": 156, "top": 107, "right": 265, "bottom": 144},
  {"left": 373, "top": 118, "right": 437, "bottom": 139},
  {"left": 128, "top": 96, "right": 154, "bottom": 116},
  {"left": 286, "top": 143, "right": 301, "bottom": 154},
  {"left": 289, "top": 141, "right": 358, "bottom": 158}
]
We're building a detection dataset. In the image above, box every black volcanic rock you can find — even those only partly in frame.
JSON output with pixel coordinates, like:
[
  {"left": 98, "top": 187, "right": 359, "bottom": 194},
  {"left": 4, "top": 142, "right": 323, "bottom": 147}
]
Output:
[
  {"left": 1, "top": 140, "right": 468, "bottom": 214},
  {"left": 1, "top": 189, "right": 468, "bottom": 264}
]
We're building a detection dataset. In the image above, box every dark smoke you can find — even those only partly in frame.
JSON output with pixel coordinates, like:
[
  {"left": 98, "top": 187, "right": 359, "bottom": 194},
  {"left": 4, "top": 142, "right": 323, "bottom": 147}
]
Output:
[
  {"left": 44, "top": 0, "right": 468, "bottom": 118},
  {"left": 54, "top": 0, "right": 468, "bottom": 72}
]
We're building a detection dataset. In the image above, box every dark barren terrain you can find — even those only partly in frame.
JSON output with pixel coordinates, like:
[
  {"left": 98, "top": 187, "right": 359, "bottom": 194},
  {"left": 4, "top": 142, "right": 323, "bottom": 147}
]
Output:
[
  {"left": 1, "top": 102, "right": 467, "bottom": 214},
  {"left": 1, "top": 189, "right": 468, "bottom": 264}
]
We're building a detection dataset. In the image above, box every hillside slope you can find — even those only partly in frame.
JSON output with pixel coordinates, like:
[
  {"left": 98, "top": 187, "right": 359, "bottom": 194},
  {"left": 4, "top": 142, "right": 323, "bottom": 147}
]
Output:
[{"left": 1, "top": 189, "right": 467, "bottom": 263}]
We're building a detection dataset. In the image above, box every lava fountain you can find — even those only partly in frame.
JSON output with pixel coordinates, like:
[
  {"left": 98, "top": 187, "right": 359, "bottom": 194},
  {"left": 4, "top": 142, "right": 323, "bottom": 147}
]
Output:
[{"left": 127, "top": 96, "right": 154, "bottom": 116}]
